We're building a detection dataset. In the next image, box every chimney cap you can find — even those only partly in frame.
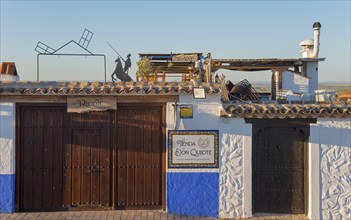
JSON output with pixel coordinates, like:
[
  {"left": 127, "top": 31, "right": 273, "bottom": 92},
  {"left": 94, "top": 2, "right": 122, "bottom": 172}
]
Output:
[
  {"left": 0, "top": 62, "right": 18, "bottom": 76},
  {"left": 313, "top": 22, "right": 321, "bottom": 29},
  {"left": 300, "top": 39, "right": 314, "bottom": 46}
]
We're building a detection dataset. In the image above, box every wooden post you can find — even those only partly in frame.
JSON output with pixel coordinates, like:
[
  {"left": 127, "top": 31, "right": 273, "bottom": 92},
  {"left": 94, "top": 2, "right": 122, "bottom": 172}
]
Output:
[
  {"left": 162, "top": 71, "right": 166, "bottom": 82},
  {"left": 154, "top": 72, "right": 158, "bottom": 82},
  {"left": 182, "top": 74, "right": 186, "bottom": 82},
  {"left": 271, "top": 69, "right": 283, "bottom": 100}
]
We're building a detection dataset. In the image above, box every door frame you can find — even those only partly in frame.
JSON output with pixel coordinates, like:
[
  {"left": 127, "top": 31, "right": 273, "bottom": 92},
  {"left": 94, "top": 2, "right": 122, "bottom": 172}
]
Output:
[
  {"left": 15, "top": 102, "right": 167, "bottom": 212},
  {"left": 245, "top": 118, "right": 316, "bottom": 215}
]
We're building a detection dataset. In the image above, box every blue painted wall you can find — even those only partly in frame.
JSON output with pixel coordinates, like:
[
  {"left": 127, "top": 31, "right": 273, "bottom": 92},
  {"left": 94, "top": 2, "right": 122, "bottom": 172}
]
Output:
[
  {"left": 167, "top": 172, "right": 219, "bottom": 217},
  {"left": 0, "top": 174, "right": 15, "bottom": 213}
]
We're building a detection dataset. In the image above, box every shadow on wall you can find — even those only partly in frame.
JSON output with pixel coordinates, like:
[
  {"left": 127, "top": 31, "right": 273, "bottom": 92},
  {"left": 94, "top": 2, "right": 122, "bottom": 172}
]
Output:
[{"left": 310, "top": 120, "right": 351, "bottom": 146}]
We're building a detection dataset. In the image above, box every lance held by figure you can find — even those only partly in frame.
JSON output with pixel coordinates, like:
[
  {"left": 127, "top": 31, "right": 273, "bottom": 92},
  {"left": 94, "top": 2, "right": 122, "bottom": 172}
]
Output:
[{"left": 107, "top": 42, "right": 133, "bottom": 82}]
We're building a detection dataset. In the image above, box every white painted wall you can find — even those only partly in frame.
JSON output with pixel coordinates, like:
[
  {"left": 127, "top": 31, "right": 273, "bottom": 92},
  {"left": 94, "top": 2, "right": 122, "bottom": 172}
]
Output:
[
  {"left": 310, "top": 119, "right": 351, "bottom": 220},
  {"left": 0, "top": 102, "right": 16, "bottom": 175},
  {"left": 4, "top": 93, "right": 348, "bottom": 219},
  {"left": 219, "top": 120, "right": 252, "bottom": 219},
  {"left": 0, "top": 75, "right": 19, "bottom": 81},
  {"left": 306, "top": 62, "right": 319, "bottom": 94},
  {"left": 166, "top": 94, "right": 253, "bottom": 218},
  {"left": 166, "top": 95, "right": 222, "bottom": 173},
  {"left": 282, "top": 70, "right": 310, "bottom": 94}
]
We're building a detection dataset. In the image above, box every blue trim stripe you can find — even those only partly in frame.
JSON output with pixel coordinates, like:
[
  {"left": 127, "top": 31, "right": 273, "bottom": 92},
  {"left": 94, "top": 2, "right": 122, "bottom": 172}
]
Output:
[
  {"left": 167, "top": 172, "right": 219, "bottom": 218},
  {"left": 0, "top": 174, "right": 15, "bottom": 213}
]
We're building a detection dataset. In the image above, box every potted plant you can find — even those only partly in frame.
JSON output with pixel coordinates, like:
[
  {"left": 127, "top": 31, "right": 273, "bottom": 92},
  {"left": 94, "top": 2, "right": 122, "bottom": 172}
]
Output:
[{"left": 136, "top": 57, "right": 154, "bottom": 82}]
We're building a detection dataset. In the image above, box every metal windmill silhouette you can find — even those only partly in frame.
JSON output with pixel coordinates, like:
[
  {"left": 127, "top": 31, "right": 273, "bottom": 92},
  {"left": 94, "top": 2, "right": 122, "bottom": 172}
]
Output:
[{"left": 35, "top": 29, "right": 107, "bottom": 81}]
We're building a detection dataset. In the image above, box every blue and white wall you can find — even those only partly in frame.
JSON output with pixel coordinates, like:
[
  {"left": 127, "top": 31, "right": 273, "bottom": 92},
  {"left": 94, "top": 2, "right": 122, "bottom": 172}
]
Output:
[
  {"left": 166, "top": 94, "right": 351, "bottom": 220},
  {"left": 166, "top": 94, "right": 252, "bottom": 218},
  {"left": 0, "top": 102, "right": 16, "bottom": 213}
]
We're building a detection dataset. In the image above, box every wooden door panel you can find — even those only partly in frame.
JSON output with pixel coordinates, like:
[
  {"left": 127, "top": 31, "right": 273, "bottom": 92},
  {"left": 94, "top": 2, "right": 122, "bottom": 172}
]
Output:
[
  {"left": 42, "top": 110, "right": 54, "bottom": 209},
  {"left": 69, "top": 112, "right": 111, "bottom": 208},
  {"left": 134, "top": 109, "right": 144, "bottom": 206},
  {"left": 151, "top": 109, "right": 161, "bottom": 206},
  {"left": 116, "top": 105, "right": 163, "bottom": 209},
  {"left": 19, "top": 106, "right": 67, "bottom": 211},
  {"left": 253, "top": 124, "right": 308, "bottom": 214},
  {"left": 126, "top": 109, "right": 136, "bottom": 206},
  {"left": 32, "top": 110, "right": 44, "bottom": 209},
  {"left": 117, "top": 110, "right": 127, "bottom": 206},
  {"left": 18, "top": 104, "right": 163, "bottom": 211},
  {"left": 18, "top": 106, "right": 112, "bottom": 211},
  {"left": 100, "top": 112, "right": 112, "bottom": 206},
  {"left": 143, "top": 110, "right": 153, "bottom": 206},
  {"left": 71, "top": 128, "right": 82, "bottom": 206},
  {"left": 90, "top": 129, "right": 100, "bottom": 205},
  {"left": 52, "top": 110, "right": 63, "bottom": 208},
  {"left": 21, "top": 109, "right": 33, "bottom": 210},
  {"left": 62, "top": 111, "right": 72, "bottom": 207}
]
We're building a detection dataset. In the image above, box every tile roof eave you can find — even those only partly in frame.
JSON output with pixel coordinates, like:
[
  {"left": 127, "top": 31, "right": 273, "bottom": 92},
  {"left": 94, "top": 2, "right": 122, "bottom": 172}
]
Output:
[
  {"left": 0, "top": 81, "right": 222, "bottom": 96},
  {"left": 220, "top": 103, "right": 351, "bottom": 119}
]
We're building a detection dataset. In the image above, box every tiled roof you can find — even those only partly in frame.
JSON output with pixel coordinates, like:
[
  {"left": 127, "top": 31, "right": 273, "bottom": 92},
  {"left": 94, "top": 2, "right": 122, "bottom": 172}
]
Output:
[
  {"left": 0, "top": 81, "right": 222, "bottom": 96},
  {"left": 221, "top": 102, "right": 351, "bottom": 119}
]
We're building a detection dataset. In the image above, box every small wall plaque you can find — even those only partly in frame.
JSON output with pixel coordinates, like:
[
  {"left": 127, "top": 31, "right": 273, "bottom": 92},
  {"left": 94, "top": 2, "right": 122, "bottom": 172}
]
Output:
[{"left": 180, "top": 104, "right": 193, "bottom": 119}]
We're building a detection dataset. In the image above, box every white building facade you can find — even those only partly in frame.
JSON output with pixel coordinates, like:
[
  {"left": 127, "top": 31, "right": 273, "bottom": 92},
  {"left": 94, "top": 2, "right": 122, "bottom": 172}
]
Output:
[{"left": 1, "top": 82, "right": 349, "bottom": 219}]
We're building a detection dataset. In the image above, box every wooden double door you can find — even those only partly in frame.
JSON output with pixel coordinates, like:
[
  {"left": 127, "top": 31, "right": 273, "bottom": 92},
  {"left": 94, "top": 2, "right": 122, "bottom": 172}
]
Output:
[
  {"left": 251, "top": 120, "right": 311, "bottom": 214},
  {"left": 16, "top": 104, "right": 165, "bottom": 212}
]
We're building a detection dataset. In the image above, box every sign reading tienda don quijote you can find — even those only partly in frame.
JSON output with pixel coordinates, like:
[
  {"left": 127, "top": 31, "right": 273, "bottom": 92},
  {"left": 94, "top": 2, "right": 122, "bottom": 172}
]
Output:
[{"left": 168, "top": 130, "right": 219, "bottom": 168}]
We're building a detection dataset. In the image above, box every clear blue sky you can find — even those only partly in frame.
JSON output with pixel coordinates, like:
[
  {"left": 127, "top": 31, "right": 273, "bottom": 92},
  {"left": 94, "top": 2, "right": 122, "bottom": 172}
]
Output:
[{"left": 1, "top": 0, "right": 350, "bottom": 83}]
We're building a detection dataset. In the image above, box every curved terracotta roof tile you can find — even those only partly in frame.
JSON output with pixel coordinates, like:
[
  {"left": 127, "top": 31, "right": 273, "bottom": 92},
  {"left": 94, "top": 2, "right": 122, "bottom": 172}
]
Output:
[{"left": 222, "top": 102, "right": 351, "bottom": 118}]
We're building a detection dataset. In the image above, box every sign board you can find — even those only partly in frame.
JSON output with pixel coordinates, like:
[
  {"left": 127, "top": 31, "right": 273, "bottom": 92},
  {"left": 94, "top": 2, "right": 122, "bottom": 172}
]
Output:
[
  {"left": 67, "top": 96, "right": 117, "bottom": 113},
  {"left": 180, "top": 104, "right": 193, "bottom": 119},
  {"left": 193, "top": 87, "right": 206, "bottom": 99},
  {"left": 172, "top": 54, "right": 198, "bottom": 62},
  {"left": 168, "top": 130, "right": 218, "bottom": 168}
]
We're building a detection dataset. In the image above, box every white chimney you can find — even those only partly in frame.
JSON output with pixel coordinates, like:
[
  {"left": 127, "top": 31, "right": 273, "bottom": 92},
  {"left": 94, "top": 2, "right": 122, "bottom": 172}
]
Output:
[
  {"left": 300, "top": 22, "right": 321, "bottom": 58},
  {"left": 0, "top": 62, "right": 20, "bottom": 81}
]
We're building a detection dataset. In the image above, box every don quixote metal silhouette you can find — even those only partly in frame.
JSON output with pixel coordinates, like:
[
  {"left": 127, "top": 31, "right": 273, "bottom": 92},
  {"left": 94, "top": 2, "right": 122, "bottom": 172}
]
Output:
[{"left": 107, "top": 42, "right": 133, "bottom": 82}]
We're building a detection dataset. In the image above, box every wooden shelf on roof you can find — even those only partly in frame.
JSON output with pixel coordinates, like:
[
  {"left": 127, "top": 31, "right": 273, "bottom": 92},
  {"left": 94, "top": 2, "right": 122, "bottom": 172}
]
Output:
[{"left": 138, "top": 53, "right": 202, "bottom": 83}]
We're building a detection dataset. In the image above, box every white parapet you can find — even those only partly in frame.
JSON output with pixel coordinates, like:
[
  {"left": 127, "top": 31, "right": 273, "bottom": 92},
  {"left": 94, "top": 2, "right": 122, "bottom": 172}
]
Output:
[{"left": 0, "top": 75, "right": 19, "bottom": 82}]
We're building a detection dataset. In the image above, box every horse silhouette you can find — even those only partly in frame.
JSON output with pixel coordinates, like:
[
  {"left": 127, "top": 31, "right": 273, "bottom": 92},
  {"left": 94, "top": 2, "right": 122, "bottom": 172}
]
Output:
[{"left": 111, "top": 58, "right": 133, "bottom": 82}]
